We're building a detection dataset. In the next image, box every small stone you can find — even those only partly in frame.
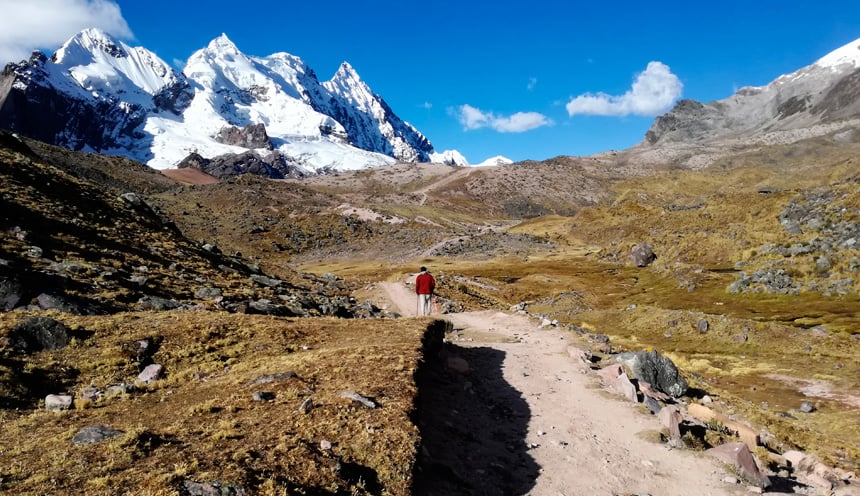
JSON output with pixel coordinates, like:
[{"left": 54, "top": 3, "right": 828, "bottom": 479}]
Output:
[
  {"left": 701, "top": 395, "right": 713, "bottom": 404},
  {"left": 723, "top": 476, "right": 739, "bottom": 484},
  {"left": 72, "top": 425, "right": 124, "bottom": 445},
  {"left": 320, "top": 439, "right": 332, "bottom": 450},
  {"left": 298, "top": 397, "right": 313, "bottom": 413},
  {"left": 339, "top": 391, "right": 377, "bottom": 409},
  {"left": 80, "top": 386, "right": 102, "bottom": 403},
  {"left": 253, "top": 391, "right": 275, "bottom": 402},
  {"left": 45, "top": 394, "right": 73, "bottom": 411},
  {"left": 697, "top": 319, "right": 709, "bottom": 333},
  {"left": 799, "top": 401, "right": 816, "bottom": 413},
  {"left": 137, "top": 364, "right": 164, "bottom": 385},
  {"left": 106, "top": 384, "right": 135, "bottom": 396}
]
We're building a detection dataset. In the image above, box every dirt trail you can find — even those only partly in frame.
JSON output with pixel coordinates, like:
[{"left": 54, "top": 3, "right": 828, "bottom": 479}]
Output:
[
  {"left": 415, "top": 167, "right": 474, "bottom": 205},
  {"left": 378, "top": 281, "right": 742, "bottom": 495}
]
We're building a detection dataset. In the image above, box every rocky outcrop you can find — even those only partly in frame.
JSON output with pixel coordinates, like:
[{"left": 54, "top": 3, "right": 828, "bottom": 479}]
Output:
[
  {"left": 214, "top": 123, "right": 273, "bottom": 150},
  {"left": 176, "top": 150, "right": 302, "bottom": 179}
]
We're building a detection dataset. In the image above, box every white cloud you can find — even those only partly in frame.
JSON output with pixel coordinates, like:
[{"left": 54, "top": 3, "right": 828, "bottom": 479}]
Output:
[
  {"left": 420, "top": 101, "right": 433, "bottom": 109},
  {"left": 0, "top": 0, "right": 132, "bottom": 64},
  {"left": 527, "top": 77, "right": 537, "bottom": 91},
  {"left": 566, "top": 61, "right": 683, "bottom": 117},
  {"left": 454, "top": 104, "right": 552, "bottom": 133}
]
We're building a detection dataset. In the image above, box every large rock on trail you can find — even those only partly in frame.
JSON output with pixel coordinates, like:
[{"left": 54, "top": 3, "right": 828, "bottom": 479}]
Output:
[{"left": 615, "top": 349, "right": 688, "bottom": 398}]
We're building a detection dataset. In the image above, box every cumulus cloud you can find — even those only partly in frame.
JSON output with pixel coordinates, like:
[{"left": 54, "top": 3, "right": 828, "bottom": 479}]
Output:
[
  {"left": 454, "top": 104, "right": 552, "bottom": 133},
  {"left": 566, "top": 61, "right": 683, "bottom": 117},
  {"left": 0, "top": 0, "right": 133, "bottom": 64}
]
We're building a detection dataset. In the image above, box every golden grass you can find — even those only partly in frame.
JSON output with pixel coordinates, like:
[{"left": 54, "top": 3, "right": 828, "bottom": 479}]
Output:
[{"left": 0, "top": 311, "right": 437, "bottom": 495}]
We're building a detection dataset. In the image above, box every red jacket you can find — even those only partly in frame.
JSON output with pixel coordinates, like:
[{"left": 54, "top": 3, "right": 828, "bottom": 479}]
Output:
[{"left": 415, "top": 272, "right": 436, "bottom": 295}]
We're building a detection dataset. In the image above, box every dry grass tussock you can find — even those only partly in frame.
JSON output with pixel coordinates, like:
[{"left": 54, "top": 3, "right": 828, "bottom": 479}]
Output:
[{"left": 0, "top": 311, "right": 438, "bottom": 495}]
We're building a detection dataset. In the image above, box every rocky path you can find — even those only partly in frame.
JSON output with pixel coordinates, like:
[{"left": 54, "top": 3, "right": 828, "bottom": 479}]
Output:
[{"left": 379, "top": 281, "right": 742, "bottom": 495}]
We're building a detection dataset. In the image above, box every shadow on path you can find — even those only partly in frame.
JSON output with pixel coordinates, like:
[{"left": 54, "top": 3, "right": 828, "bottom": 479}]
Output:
[{"left": 413, "top": 341, "right": 539, "bottom": 495}]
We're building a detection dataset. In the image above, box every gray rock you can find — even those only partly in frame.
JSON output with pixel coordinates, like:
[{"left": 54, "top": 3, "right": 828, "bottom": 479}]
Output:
[
  {"left": 35, "top": 293, "right": 84, "bottom": 314},
  {"left": 137, "top": 364, "right": 164, "bottom": 384},
  {"left": 249, "top": 274, "right": 282, "bottom": 288},
  {"left": 0, "top": 275, "right": 23, "bottom": 310},
  {"left": 250, "top": 372, "right": 297, "bottom": 385},
  {"left": 106, "top": 383, "right": 135, "bottom": 396},
  {"left": 45, "top": 394, "right": 73, "bottom": 411},
  {"left": 252, "top": 391, "right": 275, "bottom": 402},
  {"left": 298, "top": 397, "right": 313, "bottom": 414},
  {"left": 72, "top": 425, "right": 124, "bottom": 445},
  {"left": 339, "top": 390, "right": 377, "bottom": 409},
  {"left": 643, "top": 395, "right": 662, "bottom": 414},
  {"left": 630, "top": 243, "right": 657, "bottom": 267},
  {"left": 697, "top": 319, "right": 709, "bottom": 333},
  {"left": 615, "top": 350, "right": 688, "bottom": 398},
  {"left": 195, "top": 287, "right": 222, "bottom": 299},
  {"left": 80, "top": 386, "right": 103, "bottom": 403},
  {"left": 799, "top": 401, "right": 817, "bottom": 413},
  {"left": 180, "top": 480, "right": 247, "bottom": 496},
  {"left": 138, "top": 295, "right": 180, "bottom": 311},
  {"left": 8, "top": 316, "right": 70, "bottom": 353},
  {"left": 120, "top": 192, "right": 143, "bottom": 207},
  {"left": 27, "top": 245, "right": 43, "bottom": 258},
  {"left": 708, "top": 442, "right": 771, "bottom": 488}
]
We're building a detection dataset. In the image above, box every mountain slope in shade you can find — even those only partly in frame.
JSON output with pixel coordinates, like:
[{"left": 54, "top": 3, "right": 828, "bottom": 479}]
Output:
[
  {"left": 0, "top": 29, "right": 439, "bottom": 174},
  {"left": 644, "top": 37, "right": 860, "bottom": 146}
]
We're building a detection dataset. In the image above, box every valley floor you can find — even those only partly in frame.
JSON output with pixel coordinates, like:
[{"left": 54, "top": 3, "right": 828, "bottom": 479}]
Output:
[{"left": 379, "top": 281, "right": 743, "bottom": 495}]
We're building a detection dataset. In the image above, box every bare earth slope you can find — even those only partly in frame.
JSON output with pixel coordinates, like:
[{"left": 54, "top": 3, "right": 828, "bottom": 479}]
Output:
[{"left": 379, "top": 281, "right": 741, "bottom": 495}]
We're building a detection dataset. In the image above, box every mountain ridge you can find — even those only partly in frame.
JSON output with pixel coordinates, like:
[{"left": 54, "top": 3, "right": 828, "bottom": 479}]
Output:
[{"left": 0, "top": 29, "right": 437, "bottom": 174}]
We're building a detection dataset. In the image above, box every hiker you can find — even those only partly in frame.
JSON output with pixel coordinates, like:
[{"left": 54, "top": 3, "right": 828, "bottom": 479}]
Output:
[{"left": 415, "top": 266, "right": 436, "bottom": 315}]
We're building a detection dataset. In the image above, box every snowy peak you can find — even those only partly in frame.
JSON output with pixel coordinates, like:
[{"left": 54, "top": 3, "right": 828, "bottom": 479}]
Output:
[
  {"left": 52, "top": 28, "right": 128, "bottom": 65},
  {"left": 644, "top": 36, "right": 860, "bottom": 146},
  {"left": 50, "top": 27, "right": 186, "bottom": 99},
  {"left": 815, "top": 38, "right": 860, "bottom": 70},
  {"left": 207, "top": 33, "right": 242, "bottom": 56},
  {"left": 0, "top": 29, "right": 436, "bottom": 174}
]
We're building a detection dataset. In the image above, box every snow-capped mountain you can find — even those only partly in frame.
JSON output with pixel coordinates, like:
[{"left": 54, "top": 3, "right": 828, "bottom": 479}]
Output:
[
  {"left": 429, "top": 149, "right": 469, "bottom": 166},
  {"left": 474, "top": 155, "right": 514, "bottom": 167},
  {"left": 644, "top": 37, "right": 860, "bottom": 145},
  {"left": 0, "top": 29, "right": 437, "bottom": 175}
]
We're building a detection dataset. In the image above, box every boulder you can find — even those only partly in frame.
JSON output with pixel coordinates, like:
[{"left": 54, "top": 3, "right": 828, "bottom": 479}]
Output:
[
  {"left": 8, "top": 316, "right": 70, "bottom": 353},
  {"left": 630, "top": 243, "right": 657, "bottom": 267},
  {"left": 708, "top": 442, "right": 771, "bottom": 488},
  {"left": 615, "top": 350, "right": 688, "bottom": 398},
  {"left": 45, "top": 394, "right": 73, "bottom": 411}
]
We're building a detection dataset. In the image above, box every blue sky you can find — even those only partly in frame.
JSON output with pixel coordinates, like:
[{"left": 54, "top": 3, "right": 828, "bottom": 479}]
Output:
[{"left": 2, "top": 1, "right": 860, "bottom": 163}]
